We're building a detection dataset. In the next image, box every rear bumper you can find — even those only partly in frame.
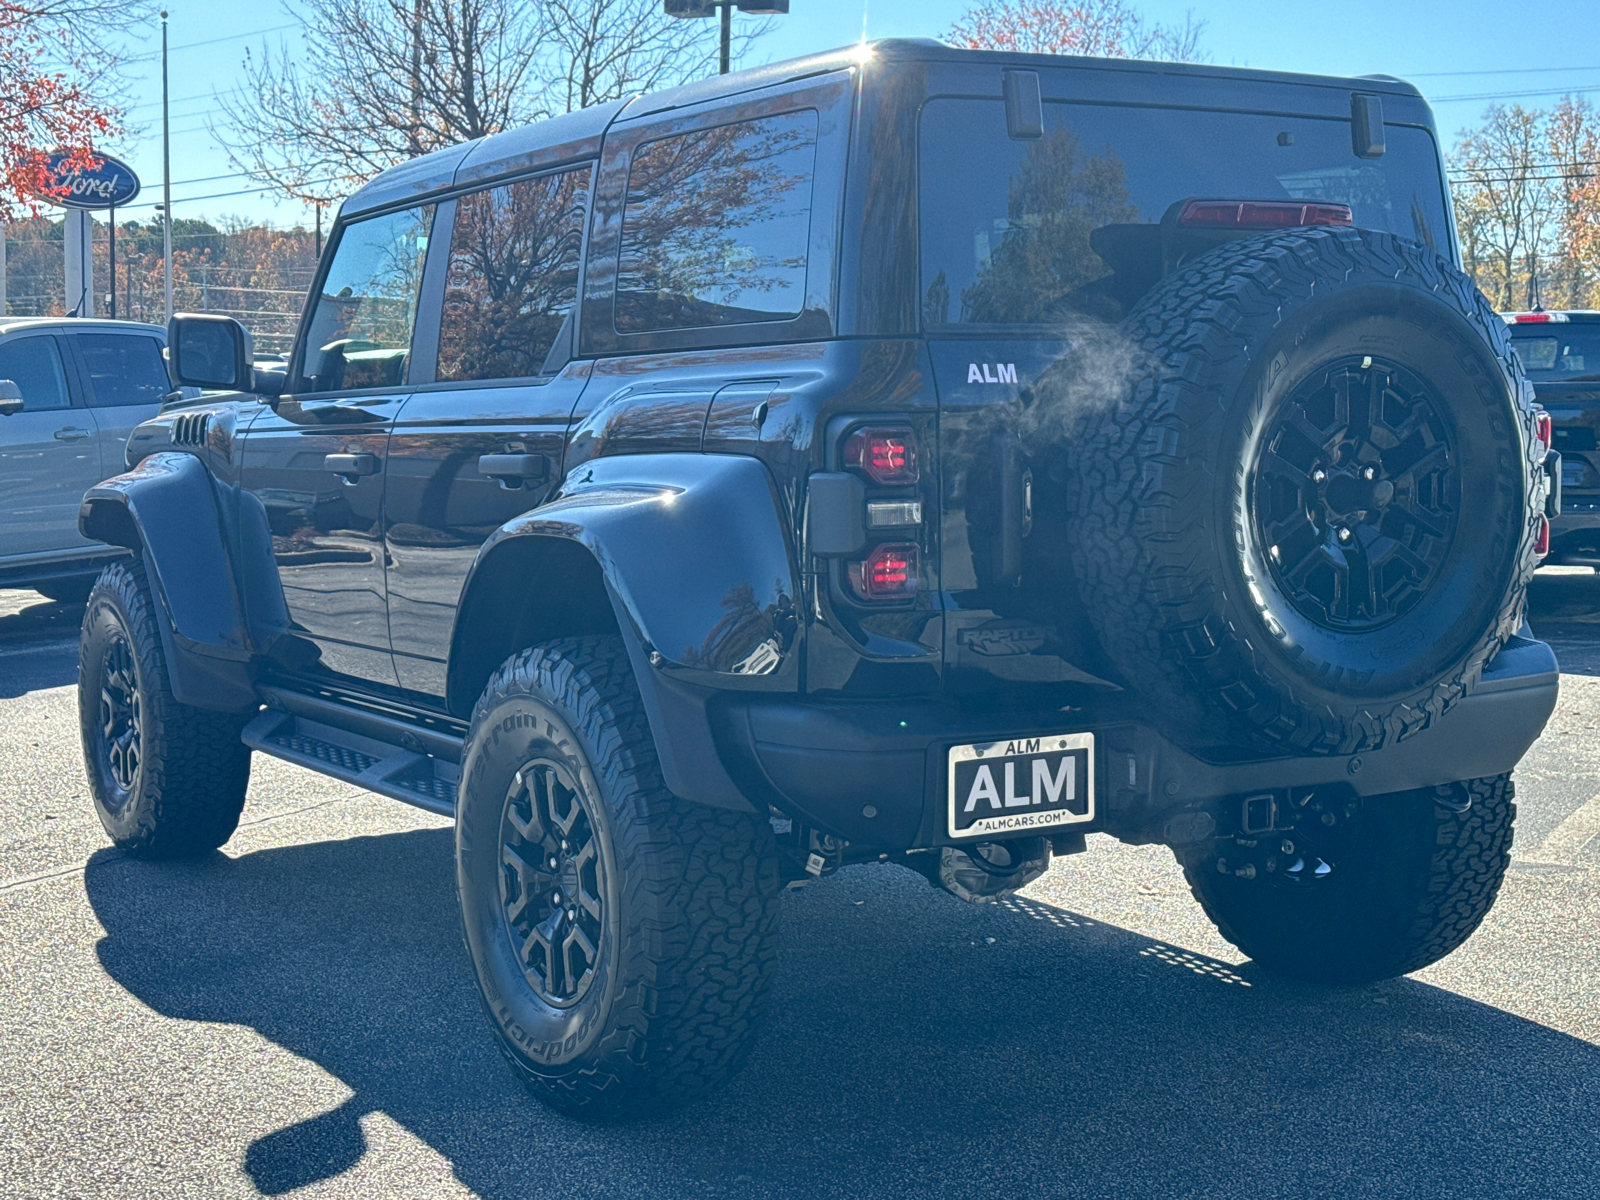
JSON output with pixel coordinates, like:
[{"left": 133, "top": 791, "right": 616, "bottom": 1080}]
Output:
[{"left": 709, "top": 635, "right": 1558, "bottom": 850}]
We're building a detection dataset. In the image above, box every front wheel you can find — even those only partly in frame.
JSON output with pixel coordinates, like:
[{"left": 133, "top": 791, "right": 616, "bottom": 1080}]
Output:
[
  {"left": 456, "top": 636, "right": 781, "bottom": 1118},
  {"left": 1186, "top": 774, "right": 1515, "bottom": 983},
  {"left": 78, "top": 560, "right": 252, "bottom": 858}
]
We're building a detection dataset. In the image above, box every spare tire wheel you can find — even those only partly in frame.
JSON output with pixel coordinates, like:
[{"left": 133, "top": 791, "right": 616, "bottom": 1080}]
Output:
[{"left": 1063, "top": 227, "right": 1543, "bottom": 756}]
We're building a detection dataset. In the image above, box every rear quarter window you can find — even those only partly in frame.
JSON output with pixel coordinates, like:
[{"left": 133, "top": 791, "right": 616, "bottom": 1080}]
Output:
[
  {"left": 919, "top": 99, "right": 1452, "bottom": 329},
  {"left": 614, "top": 109, "right": 819, "bottom": 334}
]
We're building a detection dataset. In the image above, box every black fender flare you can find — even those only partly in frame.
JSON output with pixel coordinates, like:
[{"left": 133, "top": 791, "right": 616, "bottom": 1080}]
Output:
[
  {"left": 78, "top": 452, "right": 260, "bottom": 711},
  {"left": 448, "top": 453, "right": 802, "bottom": 810}
]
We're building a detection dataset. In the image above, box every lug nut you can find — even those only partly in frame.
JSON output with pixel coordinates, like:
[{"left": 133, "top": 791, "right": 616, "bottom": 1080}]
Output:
[
  {"left": 549, "top": 856, "right": 559, "bottom": 870},
  {"left": 1312, "top": 468, "right": 1327, "bottom": 485},
  {"left": 1361, "top": 465, "right": 1376, "bottom": 480},
  {"left": 1281, "top": 839, "right": 1295, "bottom": 854},
  {"left": 1234, "top": 863, "right": 1257, "bottom": 880},
  {"left": 1321, "top": 812, "right": 1337, "bottom": 826},
  {"left": 567, "top": 907, "right": 577, "bottom": 921},
  {"left": 552, "top": 891, "right": 562, "bottom": 905},
  {"left": 1337, "top": 526, "right": 1352, "bottom": 543},
  {"left": 561, "top": 840, "right": 569, "bottom": 853}
]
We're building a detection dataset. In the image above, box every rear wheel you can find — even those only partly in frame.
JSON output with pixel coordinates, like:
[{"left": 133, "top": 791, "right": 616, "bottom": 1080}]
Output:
[
  {"left": 78, "top": 560, "right": 252, "bottom": 858},
  {"left": 1186, "top": 774, "right": 1515, "bottom": 983},
  {"left": 456, "top": 635, "right": 781, "bottom": 1118}
]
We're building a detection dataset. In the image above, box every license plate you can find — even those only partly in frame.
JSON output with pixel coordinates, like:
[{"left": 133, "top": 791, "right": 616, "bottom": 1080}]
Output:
[{"left": 947, "top": 732, "right": 1094, "bottom": 839}]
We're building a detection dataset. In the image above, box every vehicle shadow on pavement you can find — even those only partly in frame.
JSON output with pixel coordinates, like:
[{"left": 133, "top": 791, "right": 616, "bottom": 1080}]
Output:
[
  {"left": 86, "top": 829, "right": 1600, "bottom": 1199},
  {"left": 0, "top": 593, "right": 81, "bottom": 697}
]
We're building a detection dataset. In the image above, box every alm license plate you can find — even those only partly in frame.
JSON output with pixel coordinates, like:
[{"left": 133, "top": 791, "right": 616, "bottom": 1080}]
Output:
[{"left": 947, "top": 732, "right": 1095, "bottom": 840}]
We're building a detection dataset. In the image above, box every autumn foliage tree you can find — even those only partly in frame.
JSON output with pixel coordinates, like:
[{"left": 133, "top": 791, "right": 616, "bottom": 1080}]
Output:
[
  {"left": 0, "top": 0, "right": 151, "bottom": 220},
  {"left": 944, "top": 0, "right": 1206, "bottom": 61}
]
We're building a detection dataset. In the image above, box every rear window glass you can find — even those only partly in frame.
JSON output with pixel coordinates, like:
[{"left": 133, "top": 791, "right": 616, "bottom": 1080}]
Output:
[
  {"left": 77, "top": 334, "right": 169, "bottom": 407},
  {"left": 919, "top": 99, "right": 1452, "bottom": 329},
  {"left": 437, "top": 166, "right": 590, "bottom": 382},
  {"left": 615, "top": 109, "right": 818, "bottom": 334},
  {"left": 1509, "top": 327, "right": 1600, "bottom": 381}
]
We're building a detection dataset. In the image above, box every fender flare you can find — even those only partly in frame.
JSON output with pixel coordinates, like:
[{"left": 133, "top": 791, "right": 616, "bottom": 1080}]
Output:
[
  {"left": 448, "top": 453, "right": 802, "bottom": 810},
  {"left": 78, "top": 452, "right": 259, "bottom": 711}
]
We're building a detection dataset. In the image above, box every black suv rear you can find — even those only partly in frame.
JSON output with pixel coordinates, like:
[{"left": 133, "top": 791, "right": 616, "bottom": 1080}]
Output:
[{"left": 76, "top": 41, "right": 1555, "bottom": 1117}]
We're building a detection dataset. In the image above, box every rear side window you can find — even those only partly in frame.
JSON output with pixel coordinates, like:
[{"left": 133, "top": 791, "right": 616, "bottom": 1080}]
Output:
[
  {"left": 299, "top": 205, "right": 435, "bottom": 393},
  {"left": 436, "top": 166, "right": 591, "bottom": 382},
  {"left": 919, "top": 99, "right": 1453, "bottom": 329},
  {"left": 0, "top": 337, "right": 69, "bottom": 411},
  {"left": 615, "top": 109, "right": 819, "bottom": 334},
  {"left": 77, "top": 334, "right": 169, "bottom": 407}
]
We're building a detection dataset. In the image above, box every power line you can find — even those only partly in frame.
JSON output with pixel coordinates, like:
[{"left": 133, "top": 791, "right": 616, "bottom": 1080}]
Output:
[
  {"left": 1408, "top": 64, "right": 1600, "bottom": 78},
  {"left": 1433, "top": 85, "right": 1599, "bottom": 102},
  {"left": 121, "top": 24, "right": 298, "bottom": 65}
]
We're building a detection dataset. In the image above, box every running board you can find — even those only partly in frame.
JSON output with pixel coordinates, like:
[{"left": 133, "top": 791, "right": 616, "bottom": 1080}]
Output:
[{"left": 242, "top": 708, "right": 459, "bottom": 817}]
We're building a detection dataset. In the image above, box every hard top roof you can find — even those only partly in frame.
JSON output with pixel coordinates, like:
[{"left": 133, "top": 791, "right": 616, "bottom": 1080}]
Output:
[
  {"left": 0, "top": 316, "right": 165, "bottom": 337},
  {"left": 342, "top": 38, "right": 1429, "bottom": 218}
]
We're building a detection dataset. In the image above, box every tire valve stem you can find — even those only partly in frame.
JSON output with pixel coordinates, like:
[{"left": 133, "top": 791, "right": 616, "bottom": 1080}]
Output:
[{"left": 1312, "top": 468, "right": 1327, "bottom": 485}]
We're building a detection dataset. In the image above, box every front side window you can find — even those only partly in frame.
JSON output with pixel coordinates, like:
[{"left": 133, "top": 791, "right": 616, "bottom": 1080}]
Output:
[
  {"left": 77, "top": 334, "right": 169, "bottom": 407},
  {"left": 436, "top": 167, "right": 591, "bottom": 382},
  {"left": 919, "top": 99, "right": 1453, "bottom": 329},
  {"left": 0, "top": 337, "right": 69, "bottom": 410},
  {"left": 615, "top": 109, "right": 819, "bottom": 334},
  {"left": 299, "top": 205, "right": 434, "bottom": 393}
]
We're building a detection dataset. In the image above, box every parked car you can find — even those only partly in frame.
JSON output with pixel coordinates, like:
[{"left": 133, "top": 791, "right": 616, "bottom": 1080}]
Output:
[
  {"left": 1503, "top": 310, "right": 1600, "bottom": 564},
  {"left": 75, "top": 41, "right": 1555, "bottom": 1118},
  {"left": 0, "top": 318, "right": 194, "bottom": 601}
]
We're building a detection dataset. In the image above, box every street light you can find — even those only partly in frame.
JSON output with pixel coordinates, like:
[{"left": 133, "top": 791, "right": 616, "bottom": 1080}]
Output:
[{"left": 665, "top": 0, "right": 788, "bottom": 76}]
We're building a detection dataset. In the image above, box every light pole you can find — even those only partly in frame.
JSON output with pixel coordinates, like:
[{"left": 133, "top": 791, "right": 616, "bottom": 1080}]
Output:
[
  {"left": 161, "top": 9, "right": 172, "bottom": 322},
  {"left": 663, "top": 0, "right": 788, "bottom": 75}
]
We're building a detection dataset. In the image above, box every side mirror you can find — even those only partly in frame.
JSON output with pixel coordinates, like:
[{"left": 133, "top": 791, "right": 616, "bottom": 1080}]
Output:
[
  {"left": 0, "top": 379, "right": 22, "bottom": 417},
  {"left": 166, "top": 314, "right": 254, "bottom": 391}
]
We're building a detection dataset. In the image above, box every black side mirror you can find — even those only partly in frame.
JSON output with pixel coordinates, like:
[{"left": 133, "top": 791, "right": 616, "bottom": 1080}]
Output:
[
  {"left": 166, "top": 314, "right": 254, "bottom": 391},
  {"left": 0, "top": 379, "right": 22, "bottom": 417}
]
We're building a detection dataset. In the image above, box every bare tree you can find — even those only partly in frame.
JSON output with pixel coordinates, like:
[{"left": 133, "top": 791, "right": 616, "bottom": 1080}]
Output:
[
  {"left": 218, "top": 0, "right": 549, "bottom": 204},
  {"left": 1450, "top": 101, "right": 1599, "bottom": 310},
  {"left": 219, "top": 0, "right": 756, "bottom": 205},
  {"left": 944, "top": 0, "right": 1207, "bottom": 62}
]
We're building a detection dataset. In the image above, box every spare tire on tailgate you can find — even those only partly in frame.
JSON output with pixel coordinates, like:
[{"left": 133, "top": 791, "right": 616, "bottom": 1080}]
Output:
[{"left": 1063, "top": 226, "right": 1543, "bottom": 756}]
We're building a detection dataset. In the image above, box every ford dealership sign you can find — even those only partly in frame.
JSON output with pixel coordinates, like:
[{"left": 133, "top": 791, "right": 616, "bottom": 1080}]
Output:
[{"left": 40, "top": 151, "right": 141, "bottom": 209}]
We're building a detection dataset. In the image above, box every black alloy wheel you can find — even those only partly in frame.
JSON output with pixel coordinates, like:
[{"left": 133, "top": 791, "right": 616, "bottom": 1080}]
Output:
[
  {"left": 499, "top": 759, "right": 606, "bottom": 1008},
  {"left": 1251, "top": 355, "right": 1460, "bottom": 632},
  {"left": 97, "top": 633, "right": 143, "bottom": 799}
]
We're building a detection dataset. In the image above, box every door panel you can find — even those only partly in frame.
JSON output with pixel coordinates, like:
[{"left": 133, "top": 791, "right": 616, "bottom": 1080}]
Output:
[
  {"left": 239, "top": 395, "right": 407, "bottom": 684},
  {"left": 0, "top": 334, "right": 103, "bottom": 559},
  {"left": 385, "top": 363, "right": 591, "bottom": 696},
  {"left": 69, "top": 331, "right": 172, "bottom": 481}
]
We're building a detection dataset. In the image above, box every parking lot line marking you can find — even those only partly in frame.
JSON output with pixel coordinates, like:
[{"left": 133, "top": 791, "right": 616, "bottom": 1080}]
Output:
[
  {"left": 0, "top": 638, "right": 77, "bottom": 659},
  {"left": 1521, "top": 791, "right": 1600, "bottom": 867}
]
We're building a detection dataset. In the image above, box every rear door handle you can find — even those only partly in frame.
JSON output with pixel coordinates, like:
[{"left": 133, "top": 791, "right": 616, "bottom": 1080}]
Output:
[
  {"left": 478, "top": 453, "right": 549, "bottom": 488},
  {"left": 53, "top": 427, "right": 90, "bottom": 441},
  {"left": 325, "top": 453, "right": 378, "bottom": 479}
]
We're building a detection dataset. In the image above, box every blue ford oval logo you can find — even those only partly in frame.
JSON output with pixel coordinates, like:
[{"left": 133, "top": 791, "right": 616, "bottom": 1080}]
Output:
[{"left": 41, "top": 151, "right": 142, "bottom": 210}]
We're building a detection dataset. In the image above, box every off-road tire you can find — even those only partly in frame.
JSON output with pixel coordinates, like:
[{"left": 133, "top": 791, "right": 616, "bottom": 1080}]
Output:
[
  {"left": 78, "top": 559, "right": 252, "bottom": 858},
  {"left": 456, "top": 635, "right": 781, "bottom": 1119},
  {"left": 1186, "top": 774, "right": 1515, "bottom": 983},
  {"left": 1064, "top": 227, "right": 1544, "bottom": 756}
]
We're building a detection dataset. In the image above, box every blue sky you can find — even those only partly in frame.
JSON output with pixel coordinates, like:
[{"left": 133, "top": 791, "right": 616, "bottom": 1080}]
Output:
[{"left": 98, "top": 0, "right": 1599, "bottom": 230}]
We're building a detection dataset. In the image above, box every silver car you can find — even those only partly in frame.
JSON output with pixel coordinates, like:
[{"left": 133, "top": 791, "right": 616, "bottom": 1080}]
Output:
[{"left": 0, "top": 318, "right": 190, "bottom": 601}]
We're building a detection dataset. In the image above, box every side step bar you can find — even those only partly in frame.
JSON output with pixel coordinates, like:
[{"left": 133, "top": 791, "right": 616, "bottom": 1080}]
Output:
[{"left": 243, "top": 698, "right": 463, "bottom": 818}]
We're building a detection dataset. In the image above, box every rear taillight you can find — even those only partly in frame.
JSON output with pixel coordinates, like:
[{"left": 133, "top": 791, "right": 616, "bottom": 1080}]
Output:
[
  {"left": 1536, "top": 514, "right": 1551, "bottom": 557},
  {"left": 1535, "top": 411, "right": 1553, "bottom": 451},
  {"left": 844, "top": 426, "right": 919, "bottom": 486},
  {"left": 1178, "top": 200, "right": 1353, "bottom": 230},
  {"left": 848, "top": 543, "right": 919, "bottom": 601}
]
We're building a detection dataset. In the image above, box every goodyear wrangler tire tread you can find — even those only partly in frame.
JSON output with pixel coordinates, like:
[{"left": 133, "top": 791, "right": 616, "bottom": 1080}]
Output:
[
  {"left": 1185, "top": 774, "right": 1516, "bottom": 982},
  {"left": 456, "top": 635, "right": 781, "bottom": 1119},
  {"left": 78, "top": 559, "right": 252, "bottom": 858},
  {"left": 1064, "top": 227, "right": 1543, "bottom": 756}
]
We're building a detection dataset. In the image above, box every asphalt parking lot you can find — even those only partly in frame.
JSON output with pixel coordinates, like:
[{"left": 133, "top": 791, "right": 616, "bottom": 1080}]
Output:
[{"left": 2, "top": 575, "right": 1599, "bottom": 1199}]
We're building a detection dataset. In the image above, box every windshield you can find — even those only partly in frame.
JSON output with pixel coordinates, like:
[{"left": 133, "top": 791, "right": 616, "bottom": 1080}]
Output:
[
  {"left": 919, "top": 98, "right": 1452, "bottom": 330},
  {"left": 1508, "top": 326, "right": 1600, "bottom": 382}
]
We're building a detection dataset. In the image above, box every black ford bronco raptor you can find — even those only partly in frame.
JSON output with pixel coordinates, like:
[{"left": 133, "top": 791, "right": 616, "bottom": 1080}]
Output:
[{"left": 76, "top": 41, "right": 1560, "bottom": 1117}]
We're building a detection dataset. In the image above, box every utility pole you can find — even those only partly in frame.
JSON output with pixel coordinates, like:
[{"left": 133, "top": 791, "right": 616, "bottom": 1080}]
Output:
[
  {"left": 161, "top": 10, "right": 173, "bottom": 322},
  {"left": 663, "top": 0, "right": 788, "bottom": 75}
]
